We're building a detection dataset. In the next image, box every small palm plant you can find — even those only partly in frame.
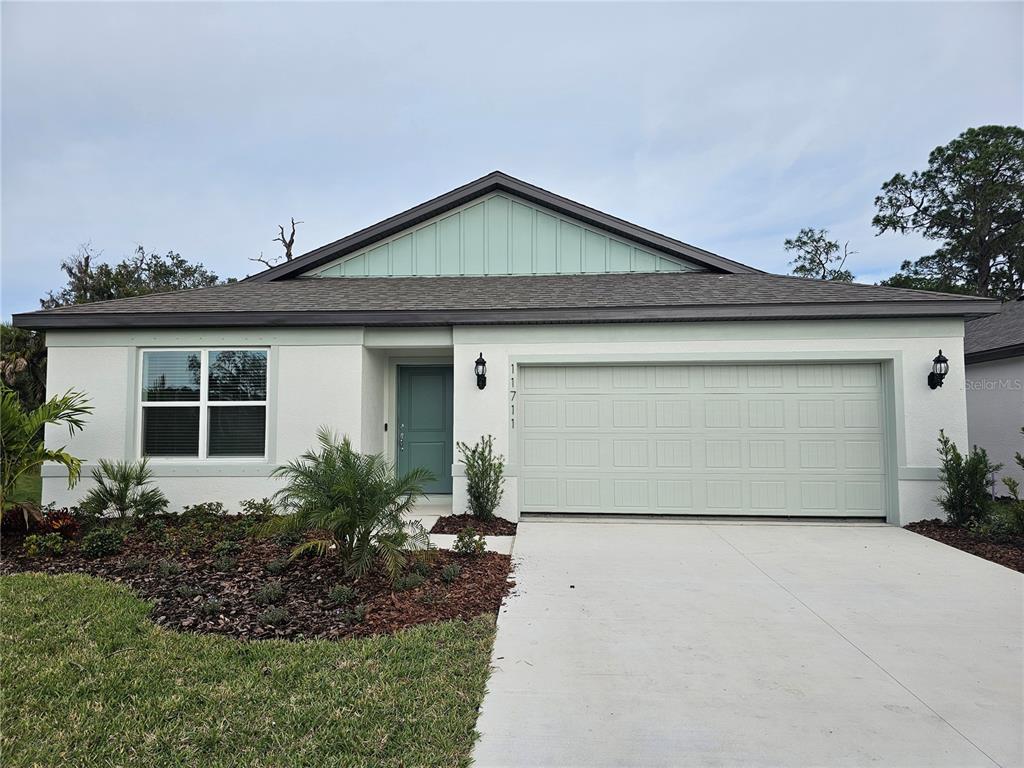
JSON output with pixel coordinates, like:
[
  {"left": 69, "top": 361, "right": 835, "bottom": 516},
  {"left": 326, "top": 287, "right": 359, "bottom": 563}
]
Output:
[
  {"left": 268, "top": 427, "right": 432, "bottom": 581},
  {"left": 79, "top": 458, "right": 169, "bottom": 519},
  {"left": 0, "top": 385, "right": 91, "bottom": 525}
]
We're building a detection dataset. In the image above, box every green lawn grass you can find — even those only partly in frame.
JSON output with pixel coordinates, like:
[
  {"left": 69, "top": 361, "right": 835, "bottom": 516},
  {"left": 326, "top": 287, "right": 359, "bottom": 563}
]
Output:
[
  {"left": 0, "top": 573, "right": 496, "bottom": 767},
  {"left": 11, "top": 464, "right": 42, "bottom": 506}
]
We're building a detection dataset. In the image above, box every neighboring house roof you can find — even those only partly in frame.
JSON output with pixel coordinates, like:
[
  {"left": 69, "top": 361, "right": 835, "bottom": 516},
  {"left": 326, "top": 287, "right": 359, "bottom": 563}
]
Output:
[
  {"left": 13, "top": 272, "right": 997, "bottom": 329},
  {"left": 244, "top": 171, "right": 760, "bottom": 280},
  {"left": 965, "top": 297, "right": 1024, "bottom": 364}
]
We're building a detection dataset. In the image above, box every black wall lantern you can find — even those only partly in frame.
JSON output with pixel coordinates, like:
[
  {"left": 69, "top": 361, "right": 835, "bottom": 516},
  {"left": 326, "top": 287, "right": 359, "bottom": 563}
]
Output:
[
  {"left": 474, "top": 353, "right": 487, "bottom": 390},
  {"left": 928, "top": 350, "right": 949, "bottom": 389}
]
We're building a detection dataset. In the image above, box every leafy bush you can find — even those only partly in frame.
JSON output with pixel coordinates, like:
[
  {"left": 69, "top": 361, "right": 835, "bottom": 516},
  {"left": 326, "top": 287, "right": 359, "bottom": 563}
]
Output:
[
  {"left": 456, "top": 435, "right": 505, "bottom": 522},
  {"left": 80, "top": 527, "right": 124, "bottom": 558},
  {"left": 180, "top": 502, "right": 227, "bottom": 528},
  {"left": 143, "top": 518, "right": 168, "bottom": 543},
  {"left": 274, "top": 531, "right": 302, "bottom": 548},
  {"left": 38, "top": 507, "right": 81, "bottom": 540},
  {"left": 996, "top": 428, "right": 1024, "bottom": 536},
  {"left": 265, "top": 558, "right": 289, "bottom": 576},
  {"left": 212, "top": 540, "right": 242, "bottom": 558},
  {"left": 157, "top": 559, "right": 183, "bottom": 577},
  {"left": 175, "top": 584, "right": 202, "bottom": 599},
  {"left": 23, "top": 533, "right": 65, "bottom": 557},
  {"left": 124, "top": 556, "right": 149, "bottom": 573},
  {"left": 339, "top": 603, "right": 367, "bottom": 624},
  {"left": 198, "top": 598, "right": 224, "bottom": 618},
  {"left": 255, "top": 581, "right": 285, "bottom": 606},
  {"left": 329, "top": 584, "right": 357, "bottom": 605},
  {"left": 214, "top": 556, "right": 237, "bottom": 572},
  {"left": 79, "top": 459, "right": 168, "bottom": 520},
  {"left": 240, "top": 497, "right": 275, "bottom": 519},
  {"left": 393, "top": 572, "right": 425, "bottom": 591},
  {"left": 935, "top": 430, "right": 1001, "bottom": 526},
  {"left": 452, "top": 527, "right": 486, "bottom": 556},
  {"left": 441, "top": 563, "right": 461, "bottom": 583},
  {"left": 267, "top": 428, "right": 431, "bottom": 580},
  {"left": 257, "top": 605, "right": 290, "bottom": 626}
]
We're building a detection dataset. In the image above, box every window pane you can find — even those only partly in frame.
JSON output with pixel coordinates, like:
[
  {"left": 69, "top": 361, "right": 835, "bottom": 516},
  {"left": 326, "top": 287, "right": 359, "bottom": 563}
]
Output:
[
  {"left": 208, "top": 351, "right": 267, "bottom": 401},
  {"left": 142, "top": 351, "right": 200, "bottom": 402},
  {"left": 142, "top": 407, "right": 199, "bottom": 456},
  {"left": 208, "top": 406, "right": 266, "bottom": 457}
]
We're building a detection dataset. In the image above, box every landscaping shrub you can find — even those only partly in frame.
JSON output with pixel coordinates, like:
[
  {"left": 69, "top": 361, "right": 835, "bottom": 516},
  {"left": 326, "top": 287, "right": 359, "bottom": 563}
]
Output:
[
  {"left": 212, "top": 540, "right": 242, "bottom": 558},
  {"left": 214, "top": 556, "right": 237, "bottom": 572},
  {"left": 441, "top": 563, "right": 461, "bottom": 583},
  {"left": 156, "top": 559, "right": 183, "bottom": 577},
  {"left": 997, "top": 428, "right": 1024, "bottom": 536},
  {"left": 240, "top": 497, "right": 275, "bottom": 519},
  {"left": 180, "top": 502, "right": 228, "bottom": 533},
  {"left": 267, "top": 427, "right": 431, "bottom": 580},
  {"left": 255, "top": 580, "right": 285, "bottom": 605},
  {"left": 393, "top": 572, "right": 425, "bottom": 591},
  {"left": 80, "top": 527, "right": 124, "bottom": 559},
  {"left": 265, "top": 558, "right": 289, "bottom": 576},
  {"left": 452, "top": 527, "right": 486, "bottom": 556},
  {"left": 340, "top": 603, "right": 367, "bottom": 624},
  {"left": 274, "top": 531, "right": 302, "bottom": 548},
  {"left": 38, "top": 507, "right": 81, "bottom": 540},
  {"left": 935, "top": 430, "right": 1001, "bottom": 527},
  {"left": 123, "top": 556, "right": 149, "bottom": 573},
  {"left": 329, "top": 584, "right": 357, "bottom": 605},
  {"left": 79, "top": 458, "right": 168, "bottom": 520},
  {"left": 143, "top": 518, "right": 168, "bottom": 543},
  {"left": 257, "top": 605, "right": 290, "bottom": 626},
  {"left": 23, "top": 533, "right": 65, "bottom": 558},
  {"left": 456, "top": 435, "right": 505, "bottom": 522},
  {"left": 175, "top": 584, "right": 202, "bottom": 599},
  {"left": 198, "top": 598, "right": 224, "bottom": 618}
]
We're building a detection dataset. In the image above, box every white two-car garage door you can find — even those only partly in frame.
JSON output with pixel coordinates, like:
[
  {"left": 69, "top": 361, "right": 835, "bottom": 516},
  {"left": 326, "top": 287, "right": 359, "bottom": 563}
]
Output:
[{"left": 516, "top": 363, "right": 889, "bottom": 518}]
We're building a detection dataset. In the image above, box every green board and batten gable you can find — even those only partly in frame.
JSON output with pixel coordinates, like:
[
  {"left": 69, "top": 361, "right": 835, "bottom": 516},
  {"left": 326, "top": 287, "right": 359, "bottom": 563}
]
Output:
[{"left": 305, "top": 193, "right": 701, "bottom": 278}]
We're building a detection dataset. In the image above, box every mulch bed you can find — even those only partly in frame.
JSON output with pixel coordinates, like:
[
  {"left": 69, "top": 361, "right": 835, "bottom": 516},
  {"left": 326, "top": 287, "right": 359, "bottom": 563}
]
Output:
[
  {"left": 430, "top": 514, "right": 517, "bottom": 536},
  {"left": 905, "top": 519, "right": 1024, "bottom": 573},
  {"left": 0, "top": 518, "right": 514, "bottom": 641}
]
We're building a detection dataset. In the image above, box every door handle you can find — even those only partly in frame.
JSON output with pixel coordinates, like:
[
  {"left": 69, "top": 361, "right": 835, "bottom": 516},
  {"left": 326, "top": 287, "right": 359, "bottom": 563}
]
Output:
[{"left": 399, "top": 425, "right": 405, "bottom": 452}]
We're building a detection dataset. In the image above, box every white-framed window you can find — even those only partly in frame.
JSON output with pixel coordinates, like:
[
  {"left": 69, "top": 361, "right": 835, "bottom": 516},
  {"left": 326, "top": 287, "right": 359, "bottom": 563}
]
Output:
[{"left": 139, "top": 348, "right": 269, "bottom": 459}]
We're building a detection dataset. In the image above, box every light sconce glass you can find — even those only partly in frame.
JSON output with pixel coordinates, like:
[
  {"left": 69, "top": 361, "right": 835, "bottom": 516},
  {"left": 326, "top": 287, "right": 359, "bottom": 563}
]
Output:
[
  {"left": 474, "top": 353, "right": 487, "bottom": 390},
  {"left": 928, "top": 350, "right": 949, "bottom": 390}
]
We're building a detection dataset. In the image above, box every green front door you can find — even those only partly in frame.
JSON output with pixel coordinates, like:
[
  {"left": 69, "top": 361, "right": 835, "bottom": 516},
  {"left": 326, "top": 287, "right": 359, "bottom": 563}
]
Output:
[{"left": 397, "top": 366, "right": 454, "bottom": 494}]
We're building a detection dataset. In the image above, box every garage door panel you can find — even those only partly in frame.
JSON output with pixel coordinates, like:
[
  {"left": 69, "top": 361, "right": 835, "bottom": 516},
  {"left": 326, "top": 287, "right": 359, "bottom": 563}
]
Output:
[{"left": 518, "top": 363, "right": 888, "bottom": 517}]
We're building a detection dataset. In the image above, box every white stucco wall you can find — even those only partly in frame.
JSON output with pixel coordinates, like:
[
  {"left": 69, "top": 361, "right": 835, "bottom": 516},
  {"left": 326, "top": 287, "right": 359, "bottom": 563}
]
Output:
[
  {"left": 42, "top": 329, "right": 367, "bottom": 512},
  {"left": 966, "top": 356, "right": 1024, "bottom": 489},
  {"left": 452, "top": 318, "right": 968, "bottom": 525},
  {"left": 42, "top": 318, "right": 968, "bottom": 525}
]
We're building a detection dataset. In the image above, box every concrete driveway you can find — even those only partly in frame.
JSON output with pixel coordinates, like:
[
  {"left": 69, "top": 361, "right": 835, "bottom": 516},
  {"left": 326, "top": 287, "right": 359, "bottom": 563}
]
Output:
[{"left": 473, "top": 521, "right": 1023, "bottom": 768}]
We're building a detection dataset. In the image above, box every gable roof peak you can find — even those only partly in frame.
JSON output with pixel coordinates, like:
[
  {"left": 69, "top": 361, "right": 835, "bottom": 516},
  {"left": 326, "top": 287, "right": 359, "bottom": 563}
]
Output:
[{"left": 245, "top": 172, "right": 760, "bottom": 282}]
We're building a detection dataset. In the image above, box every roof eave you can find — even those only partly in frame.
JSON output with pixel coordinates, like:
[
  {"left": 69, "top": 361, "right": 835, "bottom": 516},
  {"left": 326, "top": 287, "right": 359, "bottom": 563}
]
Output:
[
  {"left": 965, "top": 343, "right": 1024, "bottom": 365},
  {"left": 243, "top": 172, "right": 758, "bottom": 282},
  {"left": 12, "top": 298, "right": 998, "bottom": 330}
]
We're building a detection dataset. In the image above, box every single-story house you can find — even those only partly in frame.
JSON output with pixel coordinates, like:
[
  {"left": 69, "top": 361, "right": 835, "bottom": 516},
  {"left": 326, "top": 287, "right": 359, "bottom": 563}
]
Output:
[
  {"left": 965, "top": 296, "right": 1024, "bottom": 487},
  {"left": 13, "top": 171, "right": 1000, "bottom": 524}
]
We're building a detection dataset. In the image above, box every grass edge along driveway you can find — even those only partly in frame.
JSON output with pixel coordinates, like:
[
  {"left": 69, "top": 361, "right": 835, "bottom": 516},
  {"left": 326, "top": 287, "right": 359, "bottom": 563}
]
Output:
[{"left": 1, "top": 573, "right": 495, "bottom": 768}]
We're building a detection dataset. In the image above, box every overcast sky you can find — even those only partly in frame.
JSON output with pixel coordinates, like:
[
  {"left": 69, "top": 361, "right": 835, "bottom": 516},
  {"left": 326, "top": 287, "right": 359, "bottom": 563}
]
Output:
[{"left": 2, "top": 1, "right": 1021, "bottom": 317}]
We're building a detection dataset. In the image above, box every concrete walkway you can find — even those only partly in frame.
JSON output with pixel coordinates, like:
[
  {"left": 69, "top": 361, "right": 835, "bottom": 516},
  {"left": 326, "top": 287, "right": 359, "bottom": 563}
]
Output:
[{"left": 473, "top": 521, "right": 1023, "bottom": 768}]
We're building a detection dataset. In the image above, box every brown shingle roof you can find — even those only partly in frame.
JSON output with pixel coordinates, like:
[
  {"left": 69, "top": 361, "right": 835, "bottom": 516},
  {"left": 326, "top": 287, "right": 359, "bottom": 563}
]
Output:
[{"left": 12, "top": 272, "right": 997, "bottom": 330}]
